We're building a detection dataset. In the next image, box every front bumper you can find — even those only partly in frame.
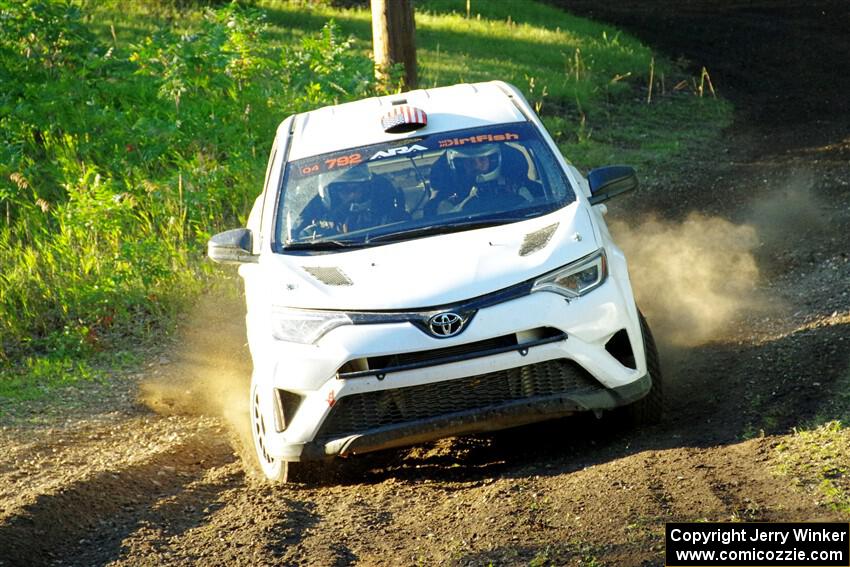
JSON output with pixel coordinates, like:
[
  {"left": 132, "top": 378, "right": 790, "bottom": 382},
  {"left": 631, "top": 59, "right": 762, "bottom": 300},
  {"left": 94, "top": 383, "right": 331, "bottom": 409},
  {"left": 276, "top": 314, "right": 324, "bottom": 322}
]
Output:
[
  {"left": 251, "top": 268, "right": 645, "bottom": 462},
  {"left": 302, "top": 372, "right": 650, "bottom": 459}
]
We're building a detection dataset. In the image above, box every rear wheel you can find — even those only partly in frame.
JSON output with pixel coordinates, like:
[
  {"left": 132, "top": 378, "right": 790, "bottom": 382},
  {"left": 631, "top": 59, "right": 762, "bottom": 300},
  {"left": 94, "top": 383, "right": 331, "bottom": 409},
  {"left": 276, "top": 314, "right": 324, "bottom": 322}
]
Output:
[
  {"left": 250, "top": 380, "right": 291, "bottom": 482},
  {"left": 624, "top": 311, "right": 664, "bottom": 426}
]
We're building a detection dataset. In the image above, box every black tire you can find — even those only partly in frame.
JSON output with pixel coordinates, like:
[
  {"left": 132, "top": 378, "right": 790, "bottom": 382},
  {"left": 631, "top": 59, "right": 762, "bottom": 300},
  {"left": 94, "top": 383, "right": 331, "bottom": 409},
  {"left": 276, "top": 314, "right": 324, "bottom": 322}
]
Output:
[
  {"left": 251, "top": 380, "right": 291, "bottom": 483},
  {"left": 624, "top": 310, "right": 664, "bottom": 426},
  {"left": 250, "top": 381, "right": 331, "bottom": 484}
]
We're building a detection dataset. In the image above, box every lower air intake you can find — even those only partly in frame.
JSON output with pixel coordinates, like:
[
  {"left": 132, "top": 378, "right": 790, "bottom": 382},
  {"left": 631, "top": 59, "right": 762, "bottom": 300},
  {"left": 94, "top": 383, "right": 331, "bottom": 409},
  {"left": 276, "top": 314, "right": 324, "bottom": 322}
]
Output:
[{"left": 318, "top": 359, "right": 602, "bottom": 439}]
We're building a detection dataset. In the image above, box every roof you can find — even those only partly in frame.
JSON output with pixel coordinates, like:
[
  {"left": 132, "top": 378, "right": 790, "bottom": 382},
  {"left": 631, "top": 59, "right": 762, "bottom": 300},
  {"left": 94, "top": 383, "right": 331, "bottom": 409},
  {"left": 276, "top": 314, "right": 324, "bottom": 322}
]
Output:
[{"left": 284, "top": 81, "right": 530, "bottom": 161}]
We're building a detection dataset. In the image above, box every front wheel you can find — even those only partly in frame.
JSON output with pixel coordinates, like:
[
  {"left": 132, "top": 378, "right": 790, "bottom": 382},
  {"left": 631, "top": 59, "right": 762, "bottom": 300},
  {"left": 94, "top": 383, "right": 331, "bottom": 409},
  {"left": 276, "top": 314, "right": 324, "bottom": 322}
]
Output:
[
  {"left": 250, "top": 380, "right": 291, "bottom": 482},
  {"left": 624, "top": 310, "right": 664, "bottom": 426}
]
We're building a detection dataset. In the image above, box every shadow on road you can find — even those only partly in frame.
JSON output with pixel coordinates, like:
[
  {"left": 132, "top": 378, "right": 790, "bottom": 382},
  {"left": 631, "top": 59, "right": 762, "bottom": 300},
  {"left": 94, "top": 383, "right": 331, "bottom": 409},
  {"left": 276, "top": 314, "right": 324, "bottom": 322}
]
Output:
[{"left": 0, "top": 435, "right": 239, "bottom": 567}]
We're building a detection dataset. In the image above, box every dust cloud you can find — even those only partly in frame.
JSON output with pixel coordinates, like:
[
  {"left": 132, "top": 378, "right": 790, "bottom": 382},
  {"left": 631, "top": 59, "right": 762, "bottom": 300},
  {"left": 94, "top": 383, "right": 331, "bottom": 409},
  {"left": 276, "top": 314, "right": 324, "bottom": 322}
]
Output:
[
  {"left": 610, "top": 213, "right": 762, "bottom": 347},
  {"left": 139, "top": 280, "right": 254, "bottom": 462},
  {"left": 611, "top": 171, "right": 829, "bottom": 347},
  {"left": 745, "top": 170, "right": 825, "bottom": 258}
]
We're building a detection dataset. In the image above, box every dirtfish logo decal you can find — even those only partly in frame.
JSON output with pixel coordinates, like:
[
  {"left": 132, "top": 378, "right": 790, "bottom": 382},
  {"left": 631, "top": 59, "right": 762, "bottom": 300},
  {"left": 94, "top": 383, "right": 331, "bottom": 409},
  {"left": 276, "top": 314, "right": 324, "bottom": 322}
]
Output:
[
  {"left": 438, "top": 132, "right": 520, "bottom": 148},
  {"left": 370, "top": 144, "right": 427, "bottom": 160}
]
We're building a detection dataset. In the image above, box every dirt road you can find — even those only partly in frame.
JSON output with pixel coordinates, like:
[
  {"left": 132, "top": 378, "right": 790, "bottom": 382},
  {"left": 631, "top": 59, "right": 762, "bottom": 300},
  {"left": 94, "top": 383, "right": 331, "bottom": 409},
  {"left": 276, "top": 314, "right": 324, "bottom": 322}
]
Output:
[{"left": 2, "top": 3, "right": 849, "bottom": 565}]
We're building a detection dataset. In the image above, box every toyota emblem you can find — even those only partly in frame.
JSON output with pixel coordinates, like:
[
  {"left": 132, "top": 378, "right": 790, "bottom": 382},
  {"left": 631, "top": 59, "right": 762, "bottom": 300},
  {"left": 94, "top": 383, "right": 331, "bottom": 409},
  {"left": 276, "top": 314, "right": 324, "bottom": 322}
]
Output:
[{"left": 428, "top": 312, "right": 466, "bottom": 338}]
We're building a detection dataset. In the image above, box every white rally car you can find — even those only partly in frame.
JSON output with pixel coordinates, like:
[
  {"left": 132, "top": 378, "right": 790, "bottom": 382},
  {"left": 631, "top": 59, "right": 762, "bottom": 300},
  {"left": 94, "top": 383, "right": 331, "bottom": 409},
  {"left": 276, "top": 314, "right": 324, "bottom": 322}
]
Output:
[{"left": 209, "top": 81, "right": 662, "bottom": 482}]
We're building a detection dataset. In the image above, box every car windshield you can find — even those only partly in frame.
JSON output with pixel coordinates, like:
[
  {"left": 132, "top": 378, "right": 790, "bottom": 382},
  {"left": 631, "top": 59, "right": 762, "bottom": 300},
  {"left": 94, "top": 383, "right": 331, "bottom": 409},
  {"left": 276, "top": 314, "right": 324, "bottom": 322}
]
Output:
[{"left": 273, "top": 122, "right": 576, "bottom": 251}]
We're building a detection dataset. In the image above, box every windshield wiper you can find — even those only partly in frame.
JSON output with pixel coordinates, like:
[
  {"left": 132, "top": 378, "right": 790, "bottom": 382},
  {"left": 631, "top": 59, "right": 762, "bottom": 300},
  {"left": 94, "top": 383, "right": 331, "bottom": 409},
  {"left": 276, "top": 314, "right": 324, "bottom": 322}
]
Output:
[
  {"left": 283, "top": 239, "right": 364, "bottom": 251},
  {"left": 366, "top": 218, "right": 515, "bottom": 244}
]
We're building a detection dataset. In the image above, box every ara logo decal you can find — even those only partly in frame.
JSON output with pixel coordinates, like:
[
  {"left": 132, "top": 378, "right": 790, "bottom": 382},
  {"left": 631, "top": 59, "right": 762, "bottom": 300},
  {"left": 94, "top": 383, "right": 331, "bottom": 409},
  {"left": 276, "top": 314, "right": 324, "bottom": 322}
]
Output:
[{"left": 369, "top": 144, "right": 427, "bottom": 160}]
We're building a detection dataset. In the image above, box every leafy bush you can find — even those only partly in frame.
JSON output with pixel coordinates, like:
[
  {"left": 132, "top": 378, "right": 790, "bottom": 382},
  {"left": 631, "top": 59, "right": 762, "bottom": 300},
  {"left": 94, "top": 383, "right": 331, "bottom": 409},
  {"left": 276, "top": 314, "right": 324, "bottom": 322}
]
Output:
[{"left": 0, "top": 0, "right": 375, "bottom": 384}]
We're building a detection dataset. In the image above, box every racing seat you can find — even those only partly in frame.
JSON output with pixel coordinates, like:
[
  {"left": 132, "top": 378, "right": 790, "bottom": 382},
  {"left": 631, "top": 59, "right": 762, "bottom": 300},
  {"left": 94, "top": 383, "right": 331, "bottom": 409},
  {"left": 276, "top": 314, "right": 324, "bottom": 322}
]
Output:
[
  {"left": 500, "top": 144, "right": 544, "bottom": 200},
  {"left": 371, "top": 174, "right": 410, "bottom": 223}
]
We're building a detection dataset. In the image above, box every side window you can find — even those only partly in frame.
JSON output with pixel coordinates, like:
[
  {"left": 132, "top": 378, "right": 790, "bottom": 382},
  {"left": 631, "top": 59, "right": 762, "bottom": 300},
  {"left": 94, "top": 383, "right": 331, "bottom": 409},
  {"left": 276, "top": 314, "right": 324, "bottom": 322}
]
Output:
[{"left": 532, "top": 140, "right": 573, "bottom": 202}]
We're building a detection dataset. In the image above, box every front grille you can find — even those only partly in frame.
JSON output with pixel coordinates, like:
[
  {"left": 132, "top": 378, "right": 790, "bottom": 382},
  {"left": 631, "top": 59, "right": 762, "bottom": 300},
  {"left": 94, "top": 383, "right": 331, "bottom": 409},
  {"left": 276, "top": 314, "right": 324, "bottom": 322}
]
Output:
[{"left": 318, "top": 359, "right": 602, "bottom": 439}]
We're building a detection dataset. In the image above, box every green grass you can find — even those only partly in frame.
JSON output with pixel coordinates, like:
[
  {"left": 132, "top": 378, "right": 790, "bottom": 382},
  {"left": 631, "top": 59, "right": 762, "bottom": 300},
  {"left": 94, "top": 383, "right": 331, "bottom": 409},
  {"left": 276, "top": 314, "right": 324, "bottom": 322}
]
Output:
[
  {"left": 416, "top": 6, "right": 656, "bottom": 100},
  {"left": 774, "top": 420, "right": 850, "bottom": 516},
  {"left": 0, "top": 0, "right": 729, "bottom": 405},
  {"left": 255, "top": 0, "right": 729, "bottom": 171},
  {"left": 0, "top": 349, "right": 142, "bottom": 403},
  {"left": 1, "top": 0, "right": 371, "bottom": 403},
  {"left": 772, "top": 363, "right": 850, "bottom": 516}
]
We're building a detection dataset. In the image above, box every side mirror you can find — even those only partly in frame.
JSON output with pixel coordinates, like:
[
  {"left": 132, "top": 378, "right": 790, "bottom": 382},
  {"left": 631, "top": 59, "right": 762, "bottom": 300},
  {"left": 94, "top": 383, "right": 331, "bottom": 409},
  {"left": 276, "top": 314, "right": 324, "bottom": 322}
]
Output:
[
  {"left": 587, "top": 165, "right": 638, "bottom": 205},
  {"left": 208, "top": 228, "right": 258, "bottom": 264}
]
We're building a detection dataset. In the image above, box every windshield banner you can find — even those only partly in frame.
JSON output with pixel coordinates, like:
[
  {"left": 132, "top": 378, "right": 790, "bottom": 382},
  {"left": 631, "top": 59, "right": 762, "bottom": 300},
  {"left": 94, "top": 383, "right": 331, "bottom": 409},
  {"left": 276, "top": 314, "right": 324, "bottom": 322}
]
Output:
[{"left": 288, "top": 123, "right": 532, "bottom": 181}]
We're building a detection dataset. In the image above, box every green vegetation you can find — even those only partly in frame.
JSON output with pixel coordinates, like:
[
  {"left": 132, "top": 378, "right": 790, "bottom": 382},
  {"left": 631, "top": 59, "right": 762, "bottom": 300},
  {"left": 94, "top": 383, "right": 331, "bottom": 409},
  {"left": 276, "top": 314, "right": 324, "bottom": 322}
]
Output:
[
  {"left": 415, "top": 0, "right": 730, "bottom": 168},
  {"left": 257, "top": 0, "right": 731, "bottom": 168},
  {"left": 0, "top": 0, "right": 375, "bottom": 401},
  {"left": 773, "top": 363, "right": 850, "bottom": 517},
  {"left": 0, "top": 0, "right": 729, "bottom": 404},
  {"left": 774, "top": 420, "right": 850, "bottom": 516}
]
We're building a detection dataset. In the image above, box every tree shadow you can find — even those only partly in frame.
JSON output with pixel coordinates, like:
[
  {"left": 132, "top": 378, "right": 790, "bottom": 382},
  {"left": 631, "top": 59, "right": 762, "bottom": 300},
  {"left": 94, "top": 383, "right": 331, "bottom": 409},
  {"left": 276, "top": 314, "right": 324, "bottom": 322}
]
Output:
[{"left": 0, "top": 436, "right": 239, "bottom": 567}]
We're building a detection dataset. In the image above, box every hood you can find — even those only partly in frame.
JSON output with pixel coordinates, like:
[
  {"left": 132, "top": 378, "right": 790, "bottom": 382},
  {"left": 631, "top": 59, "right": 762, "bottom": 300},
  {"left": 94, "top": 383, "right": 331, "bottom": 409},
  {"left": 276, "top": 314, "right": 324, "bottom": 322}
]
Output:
[{"left": 263, "top": 203, "right": 598, "bottom": 310}]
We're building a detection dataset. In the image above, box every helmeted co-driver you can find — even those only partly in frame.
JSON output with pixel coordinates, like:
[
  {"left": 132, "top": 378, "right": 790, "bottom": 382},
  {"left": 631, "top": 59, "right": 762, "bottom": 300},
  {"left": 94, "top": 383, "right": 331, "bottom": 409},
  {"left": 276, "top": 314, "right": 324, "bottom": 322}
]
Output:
[{"left": 425, "top": 143, "right": 539, "bottom": 216}]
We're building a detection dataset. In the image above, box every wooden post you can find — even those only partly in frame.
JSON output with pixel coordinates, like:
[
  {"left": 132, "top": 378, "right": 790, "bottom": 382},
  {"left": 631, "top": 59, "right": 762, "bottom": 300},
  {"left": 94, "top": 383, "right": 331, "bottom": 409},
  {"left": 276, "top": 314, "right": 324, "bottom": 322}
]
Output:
[{"left": 371, "top": 0, "right": 417, "bottom": 90}]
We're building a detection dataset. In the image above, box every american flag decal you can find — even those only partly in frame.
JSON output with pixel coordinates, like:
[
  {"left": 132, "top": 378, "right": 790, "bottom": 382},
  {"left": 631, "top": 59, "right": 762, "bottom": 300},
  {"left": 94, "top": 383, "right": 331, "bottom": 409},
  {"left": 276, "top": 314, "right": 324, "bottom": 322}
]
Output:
[{"left": 381, "top": 105, "right": 428, "bottom": 133}]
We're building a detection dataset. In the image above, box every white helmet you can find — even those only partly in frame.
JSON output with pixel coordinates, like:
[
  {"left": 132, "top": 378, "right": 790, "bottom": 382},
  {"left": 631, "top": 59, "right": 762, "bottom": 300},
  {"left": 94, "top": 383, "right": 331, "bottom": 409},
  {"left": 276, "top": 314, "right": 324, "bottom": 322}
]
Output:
[{"left": 446, "top": 143, "right": 502, "bottom": 184}]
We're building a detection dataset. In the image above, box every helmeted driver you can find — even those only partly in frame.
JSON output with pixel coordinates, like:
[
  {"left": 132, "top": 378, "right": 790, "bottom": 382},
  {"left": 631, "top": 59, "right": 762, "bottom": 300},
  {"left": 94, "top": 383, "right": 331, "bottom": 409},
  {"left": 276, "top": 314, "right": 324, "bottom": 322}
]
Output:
[
  {"left": 425, "top": 143, "right": 529, "bottom": 215},
  {"left": 449, "top": 143, "right": 503, "bottom": 184},
  {"left": 294, "top": 165, "right": 405, "bottom": 238}
]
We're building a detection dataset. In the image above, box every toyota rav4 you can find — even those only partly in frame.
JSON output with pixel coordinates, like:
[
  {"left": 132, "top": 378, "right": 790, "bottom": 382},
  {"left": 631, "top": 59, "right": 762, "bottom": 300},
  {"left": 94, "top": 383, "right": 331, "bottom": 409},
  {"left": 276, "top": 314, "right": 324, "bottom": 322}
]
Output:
[{"left": 208, "top": 81, "right": 662, "bottom": 482}]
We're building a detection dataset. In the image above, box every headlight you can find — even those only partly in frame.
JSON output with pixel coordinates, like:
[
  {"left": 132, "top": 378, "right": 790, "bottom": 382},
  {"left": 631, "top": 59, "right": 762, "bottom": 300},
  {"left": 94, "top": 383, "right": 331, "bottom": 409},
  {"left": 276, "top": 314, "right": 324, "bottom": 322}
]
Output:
[
  {"left": 271, "top": 307, "right": 352, "bottom": 344},
  {"left": 531, "top": 250, "right": 607, "bottom": 299}
]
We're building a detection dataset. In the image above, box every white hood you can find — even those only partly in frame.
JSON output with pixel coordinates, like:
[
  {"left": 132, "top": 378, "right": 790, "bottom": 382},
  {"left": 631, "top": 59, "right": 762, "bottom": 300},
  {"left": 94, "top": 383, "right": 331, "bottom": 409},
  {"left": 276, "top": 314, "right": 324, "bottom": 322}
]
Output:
[{"left": 261, "top": 203, "right": 598, "bottom": 310}]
